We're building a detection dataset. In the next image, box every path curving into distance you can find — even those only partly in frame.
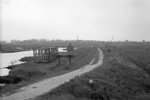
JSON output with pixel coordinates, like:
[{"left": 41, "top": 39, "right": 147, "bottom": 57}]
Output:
[{"left": 1, "top": 48, "right": 104, "bottom": 100}]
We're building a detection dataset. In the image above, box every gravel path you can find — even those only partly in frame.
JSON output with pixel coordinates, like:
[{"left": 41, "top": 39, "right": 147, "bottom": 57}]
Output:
[{"left": 1, "top": 48, "right": 103, "bottom": 100}]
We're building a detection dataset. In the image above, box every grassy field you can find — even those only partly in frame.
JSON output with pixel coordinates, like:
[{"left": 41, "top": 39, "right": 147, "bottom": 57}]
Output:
[
  {"left": 35, "top": 43, "right": 150, "bottom": 100},
  {"left": 0, "top": 46, "right": 99, "bottom": 95},
  {"left": 111, "top": 44, "right": 150, "bottom": 74}
]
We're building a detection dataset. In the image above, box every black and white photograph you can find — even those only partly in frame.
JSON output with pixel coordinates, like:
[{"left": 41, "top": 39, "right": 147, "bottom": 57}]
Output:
[{"left": 0, "top": 0, "right": 150, "bottom": 100}]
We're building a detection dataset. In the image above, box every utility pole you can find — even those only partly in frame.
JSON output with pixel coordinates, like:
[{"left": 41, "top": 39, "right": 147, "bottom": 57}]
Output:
[
  {"left": 77, "top": 36, "right": 79, "bottom": 48},
  {"left": 111, "top": 37, "right": 113, "bottom": 42},
  {"left": 148, "top": 56, "right": 150, "bottom": 64}
]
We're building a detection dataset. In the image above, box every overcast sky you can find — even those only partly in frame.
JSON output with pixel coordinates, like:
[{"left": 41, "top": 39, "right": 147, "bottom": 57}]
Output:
[{"left": 1, "top": 0, "right": 150, "bottom": 41}]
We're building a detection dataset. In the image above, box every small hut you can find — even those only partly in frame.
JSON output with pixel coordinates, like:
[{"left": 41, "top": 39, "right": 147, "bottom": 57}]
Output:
[
  {"left": 67, "top": 43, "right": 74, "bottom": 54},
  {"left": 57, "top": 43, "right": 75, "bottom": 64}
]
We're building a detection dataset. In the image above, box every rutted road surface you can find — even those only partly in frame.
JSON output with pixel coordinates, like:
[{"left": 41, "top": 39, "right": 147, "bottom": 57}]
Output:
[{"left": 1, "top": 48, "right": 103, "bottom": 100}]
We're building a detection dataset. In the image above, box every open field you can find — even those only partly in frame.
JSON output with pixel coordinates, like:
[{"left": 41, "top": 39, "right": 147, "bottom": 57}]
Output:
[
  {"left": 107, "top": 44, "right": 150, "bottom": 74},
  {"left": 35, "top": 43, "right": 150, "bottom": 100},
  {"left": 0, "top": 46, "right": 99, "bottom": 95}
]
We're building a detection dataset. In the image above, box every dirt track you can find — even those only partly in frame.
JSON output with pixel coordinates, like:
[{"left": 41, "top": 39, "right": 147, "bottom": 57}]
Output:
[{"left": 1, "top": 48, "right": 103, "bottom": 100}]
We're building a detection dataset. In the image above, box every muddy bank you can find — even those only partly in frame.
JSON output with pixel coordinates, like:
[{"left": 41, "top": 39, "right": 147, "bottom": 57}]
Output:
[
  {"left": 0, "top": 57, "right": 34, "bottom": 85},
  {"left": 0, "top": 76, "right": 23, "bottom": 84},
  {"left": 19, "top": 56, "right": 34, "bottom": 62}
]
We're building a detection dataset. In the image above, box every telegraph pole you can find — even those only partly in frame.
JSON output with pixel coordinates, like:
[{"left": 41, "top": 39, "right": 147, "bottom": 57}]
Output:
[{"left": 77, "top": 36, "right": 79, "bottom": 48}]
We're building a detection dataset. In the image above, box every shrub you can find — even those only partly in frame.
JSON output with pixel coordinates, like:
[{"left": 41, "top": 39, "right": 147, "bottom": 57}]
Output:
[
  {"left": 131, "top": 94, "right": 150, "bottom": 100},
  {"left": 73, "top": 86, "right": 93, "bottom": 98},
  {"left": 145, "top": 64, "right": 150, "bottom": 74},
  {"left": 107, "top": 48, "right": 111, "bottom": 53}
]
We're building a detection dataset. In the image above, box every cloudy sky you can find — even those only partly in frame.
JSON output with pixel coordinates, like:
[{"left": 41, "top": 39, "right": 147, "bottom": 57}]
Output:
[{"left": 1, "top": 0, "right": 150, "bottom": 41}]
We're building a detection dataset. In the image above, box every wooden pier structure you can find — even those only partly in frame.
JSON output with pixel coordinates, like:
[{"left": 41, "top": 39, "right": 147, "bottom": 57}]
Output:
[
  {"left": 33, "top": 43, "right": 75, "bottom": 64},
  {"left": 33, "top": 47, "right": 58, "bottom": 63}
]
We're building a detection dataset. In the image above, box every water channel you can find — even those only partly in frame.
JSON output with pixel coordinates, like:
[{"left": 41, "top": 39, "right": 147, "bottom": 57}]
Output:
[{"left": 0, "top": 48, "right": 66, "bottom": 76}]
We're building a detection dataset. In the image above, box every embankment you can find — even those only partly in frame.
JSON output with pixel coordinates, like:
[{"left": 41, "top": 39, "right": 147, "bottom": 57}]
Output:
[{"left": 35, "top": 44, "right": 150, "bottom": 100}]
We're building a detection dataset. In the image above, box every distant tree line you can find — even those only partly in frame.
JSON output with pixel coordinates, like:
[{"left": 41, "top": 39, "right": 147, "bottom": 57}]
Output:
[
  {"left": 0, "top": 39, "right": 149, "bottom": 53},
  {"left": 0, "top": 39, "right": 100, "bottom": 53}
]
